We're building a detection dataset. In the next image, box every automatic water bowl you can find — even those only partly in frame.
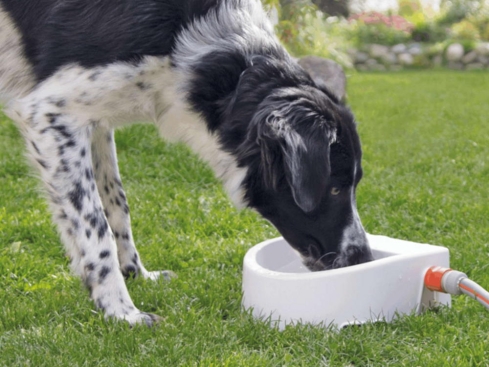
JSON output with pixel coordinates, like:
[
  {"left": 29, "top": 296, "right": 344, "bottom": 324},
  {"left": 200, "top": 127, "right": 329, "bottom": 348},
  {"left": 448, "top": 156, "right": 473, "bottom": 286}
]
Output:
[{"left": 242, "top": 234, "right": 451, "bottom": 329}]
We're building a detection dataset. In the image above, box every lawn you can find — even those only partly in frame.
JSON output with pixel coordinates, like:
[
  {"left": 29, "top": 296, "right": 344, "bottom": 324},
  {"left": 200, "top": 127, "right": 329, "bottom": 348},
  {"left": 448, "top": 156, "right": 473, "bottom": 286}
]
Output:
[{"left": 1, "top": 71, "right": 489, "bottom": 366}]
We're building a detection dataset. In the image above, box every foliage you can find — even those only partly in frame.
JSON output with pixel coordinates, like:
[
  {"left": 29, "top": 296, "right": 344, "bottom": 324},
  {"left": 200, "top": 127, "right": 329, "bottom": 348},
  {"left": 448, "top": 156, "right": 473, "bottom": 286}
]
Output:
[
  {"left": 349, "top": 11, "right": 414, "bottom": 32},
  {"left": 398, "top": 0, "right": 423, "bottom": 18},
  {"left": 273, "top": 0, "right": 355, "bottom": 67},
  {"left": 263, "top": 0, "right": 489, "bottom": 58},
  {"left": 349, "top": 22, "right": 411, "bottom": 46},
  {"left": 411, "top": 21, "right": 449, "bottom": 42},
  {"left": 450, "top": 19, "right": 481, "bottom": 40},
  {"left": 437, "top": 0, "right": 486, "bottom": 25},
  {"left": 483, "top": 23, "right": 489, "bottom": 40},
  {"left": 347, "top": 12, "right": 412, "bottom": 46},
  {"left": 458, "top": 38, "right": 478, "bottom": 52},
  {"left": 466, "top": 9, "right": 489, "bottom": 40}
]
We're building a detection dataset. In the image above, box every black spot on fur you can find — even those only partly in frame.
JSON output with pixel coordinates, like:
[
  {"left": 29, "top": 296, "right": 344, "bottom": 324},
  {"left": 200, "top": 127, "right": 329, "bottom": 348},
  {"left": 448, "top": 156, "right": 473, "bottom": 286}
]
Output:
[
  {"left": 85, "top": 229, "right": 92, "bottom": 239},
  {"left": 114, "top": 231, "right": 120, "bottom": 239},
  {"left": 84, "top": 210, "right": 103, "bottom": 229},
  {"left": 86, "top": 262, "right": 95, "bottom": 271},
  {"left": 115, "top": 197, "right": 121, "bottom": 207},
  {"left": 71, "top": 219, "right": 80, "bottom": 230},
  {"left": 104, "top": 185, "right": 110, "bottom": 194},
  {"left": 68, "top": 181, "right": 86, "bottom": 212},
  {"left": 80, "top": 147, "right": 86, "bottom": 157},
  {"left": 42, "top": 124, "right": 72, "bottom": 140},
  {"left": 31, "top": 141, "right": 41, "bottom": 154},
  {"left": 136, "top": 81, "right": 151, "bottom": 90},
  {"left": 97, "top": 220, "right": 109, "bottom": 239},
  {"left": 60, "top": 158, "right": 70, "bottom": 171},
  {"left": 99, "top": 266, "right": 111, "bottom": 282},
  {"left": 121, "top": 232, "right": 130, "bottom": 240},
  {"left": 45, "top": 112, "right": 61, "bottom": 124},
  {"left": 36, "top": 159, "right": 49, "bottom": 169},
  {"left": 65, "top": 139, "right": 76, "bottom": 148},
  {"left": 99, "top": 250, "right": 110, "bottom": 259},
  {"left": 56, "top": 99, "right": 66, "bottom": 108},
  {"left": 52, "top": 125, "right": 72, "bottom": 139},
  {"left": 85, "top": 168, "right": 93, "bottom": 181}
]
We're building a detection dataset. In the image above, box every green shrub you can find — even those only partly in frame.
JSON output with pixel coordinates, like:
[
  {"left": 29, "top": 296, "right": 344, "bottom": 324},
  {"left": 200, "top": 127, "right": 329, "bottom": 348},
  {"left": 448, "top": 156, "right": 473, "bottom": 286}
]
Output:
[
  {"left": 450, "top": 19, "right": 481, "bottom": 40},
  {"left": 349, "top": 22, "right": 411, "bottom": 46},
  {"left": 482, "top": 23, "right": 489, "bottom": 40},
  {"left": 437, "top": 0, "right": 482, "bottom": 25},
  {"left": 411, "top": 21, "right": 448, "bottom": 42},
  {"left": 272, "top": 0, "right": 354, "bottom": 67},
  {"left": 466, "top": 12, "right": 489, "bottom": 41},
  {"left": 277, "top": 12, "right": 355, "bottom": 68}
]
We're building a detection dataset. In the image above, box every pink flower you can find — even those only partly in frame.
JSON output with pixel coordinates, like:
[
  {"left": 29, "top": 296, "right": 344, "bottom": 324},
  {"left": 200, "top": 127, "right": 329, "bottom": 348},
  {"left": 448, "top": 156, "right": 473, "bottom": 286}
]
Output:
[{"left": 349, "top": 12, "right": 414, "bottom": 32}]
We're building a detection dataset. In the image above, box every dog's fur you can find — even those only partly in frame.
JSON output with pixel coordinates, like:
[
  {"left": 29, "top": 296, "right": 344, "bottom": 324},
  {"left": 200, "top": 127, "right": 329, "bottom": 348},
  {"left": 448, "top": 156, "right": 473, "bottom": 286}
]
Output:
[{"left": 0, "top": 0, "right": 372, "bottom": 325}]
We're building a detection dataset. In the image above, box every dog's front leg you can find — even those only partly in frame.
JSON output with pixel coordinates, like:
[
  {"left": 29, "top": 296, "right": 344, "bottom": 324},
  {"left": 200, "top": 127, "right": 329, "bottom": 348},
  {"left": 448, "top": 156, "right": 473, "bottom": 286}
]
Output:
[
  {"left": 6, "top": 99, "right": 161, "bottom": 326},
  {"left": 91, "top": 126, "right": 175, "bottom": 281}
]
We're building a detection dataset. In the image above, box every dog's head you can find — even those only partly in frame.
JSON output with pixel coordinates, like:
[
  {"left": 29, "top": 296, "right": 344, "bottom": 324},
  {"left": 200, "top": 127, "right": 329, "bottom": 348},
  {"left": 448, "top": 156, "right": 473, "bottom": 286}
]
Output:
[{"left": 227, "top": 57, "right": 373, "bottom": 271}]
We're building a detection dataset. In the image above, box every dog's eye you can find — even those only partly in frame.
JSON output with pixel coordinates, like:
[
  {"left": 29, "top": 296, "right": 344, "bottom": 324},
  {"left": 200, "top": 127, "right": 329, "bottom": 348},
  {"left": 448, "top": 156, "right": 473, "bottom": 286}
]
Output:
[{"left": 331, "top": 187, "right": 340, "bottom": 195}]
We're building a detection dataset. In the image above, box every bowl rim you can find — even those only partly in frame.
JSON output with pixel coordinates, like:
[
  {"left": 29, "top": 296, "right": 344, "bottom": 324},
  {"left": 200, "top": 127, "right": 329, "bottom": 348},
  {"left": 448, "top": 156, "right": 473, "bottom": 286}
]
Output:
[{"left": 243, "top": 235, "right": 449, "bottom": 280}]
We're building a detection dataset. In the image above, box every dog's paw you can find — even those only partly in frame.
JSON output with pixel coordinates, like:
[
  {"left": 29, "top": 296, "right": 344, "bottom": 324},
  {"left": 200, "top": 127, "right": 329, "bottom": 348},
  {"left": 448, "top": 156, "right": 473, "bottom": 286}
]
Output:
[
  {"left": 121, "top": 311, "right": 163, "bottom": 327},
  {"left": 143, "top": 270, "right": 177, "bottom": 281}
]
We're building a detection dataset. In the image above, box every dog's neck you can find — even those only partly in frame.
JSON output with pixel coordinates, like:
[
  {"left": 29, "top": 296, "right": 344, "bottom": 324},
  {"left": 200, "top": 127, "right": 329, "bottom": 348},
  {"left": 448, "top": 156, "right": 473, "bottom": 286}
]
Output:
[{"left": 157, "top": 0, "right": 294, "bottom": 208}]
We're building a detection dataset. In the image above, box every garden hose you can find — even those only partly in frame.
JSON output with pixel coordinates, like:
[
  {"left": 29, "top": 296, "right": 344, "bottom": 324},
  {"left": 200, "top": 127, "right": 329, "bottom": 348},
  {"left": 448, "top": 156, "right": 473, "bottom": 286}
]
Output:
[{"left": 424, "top": 266, "right": 489, "bottom": 311}]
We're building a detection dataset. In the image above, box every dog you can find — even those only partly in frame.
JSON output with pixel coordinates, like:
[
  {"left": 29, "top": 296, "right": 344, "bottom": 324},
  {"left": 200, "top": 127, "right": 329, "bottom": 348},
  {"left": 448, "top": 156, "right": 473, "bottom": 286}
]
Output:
[{"left": 0, "top": 0, "right": 372, "bottom": 325}]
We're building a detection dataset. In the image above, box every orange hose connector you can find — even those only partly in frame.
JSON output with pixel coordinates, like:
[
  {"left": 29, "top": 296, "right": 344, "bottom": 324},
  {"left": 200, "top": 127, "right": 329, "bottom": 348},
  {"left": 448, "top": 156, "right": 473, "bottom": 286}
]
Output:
[
  {"left": 424, "top": 266, "right": 452, "bottom": 293},
  {"left": 424, "top": 266, "right": 489, "bottom": 311}
]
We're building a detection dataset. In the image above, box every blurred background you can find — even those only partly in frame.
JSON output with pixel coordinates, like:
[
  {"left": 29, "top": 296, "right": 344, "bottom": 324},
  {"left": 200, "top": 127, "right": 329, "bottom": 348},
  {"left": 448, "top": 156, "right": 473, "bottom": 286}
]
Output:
[{"left": 262, "top": 0, "right": 489, "bottom": 71}]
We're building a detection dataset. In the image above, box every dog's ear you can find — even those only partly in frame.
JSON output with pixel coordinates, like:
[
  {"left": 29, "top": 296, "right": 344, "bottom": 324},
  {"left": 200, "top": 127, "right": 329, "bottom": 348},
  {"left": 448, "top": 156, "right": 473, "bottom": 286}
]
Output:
[
  {"left": 257, "top": 104, "right": 335, "bottom": 213},
  {"left": 281, "top": 126, "right": 332, "bottom": 213}
]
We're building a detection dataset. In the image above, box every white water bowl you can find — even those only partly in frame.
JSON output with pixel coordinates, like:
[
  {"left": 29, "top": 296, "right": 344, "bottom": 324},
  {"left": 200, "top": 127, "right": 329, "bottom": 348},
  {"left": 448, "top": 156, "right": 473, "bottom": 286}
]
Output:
[{"left": 242, "top": 234, "right": 451, "bottom": 329}]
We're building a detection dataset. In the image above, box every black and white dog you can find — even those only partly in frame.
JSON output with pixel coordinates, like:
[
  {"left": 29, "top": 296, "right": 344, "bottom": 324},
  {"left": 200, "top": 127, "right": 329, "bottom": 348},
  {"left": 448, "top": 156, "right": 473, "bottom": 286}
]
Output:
[{"left": 0, "top": 0, "right": 372, "bottom": 325}]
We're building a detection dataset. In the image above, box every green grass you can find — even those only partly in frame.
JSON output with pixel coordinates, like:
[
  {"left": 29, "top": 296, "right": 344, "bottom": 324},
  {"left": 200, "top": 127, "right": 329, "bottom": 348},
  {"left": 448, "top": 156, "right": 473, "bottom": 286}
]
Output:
[{"left": 1, "top": 70, "right": 489, "bottom": 366}]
